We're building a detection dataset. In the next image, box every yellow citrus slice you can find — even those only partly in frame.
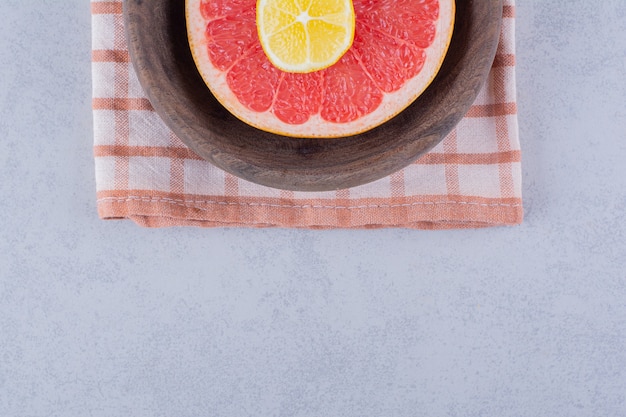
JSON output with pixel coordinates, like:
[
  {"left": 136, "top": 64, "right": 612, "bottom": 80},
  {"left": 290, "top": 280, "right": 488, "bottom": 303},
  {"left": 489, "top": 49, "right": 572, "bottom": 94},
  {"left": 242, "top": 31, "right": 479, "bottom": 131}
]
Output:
[{"left": 256, "top": 0, "right": 356, "bottom": 73}]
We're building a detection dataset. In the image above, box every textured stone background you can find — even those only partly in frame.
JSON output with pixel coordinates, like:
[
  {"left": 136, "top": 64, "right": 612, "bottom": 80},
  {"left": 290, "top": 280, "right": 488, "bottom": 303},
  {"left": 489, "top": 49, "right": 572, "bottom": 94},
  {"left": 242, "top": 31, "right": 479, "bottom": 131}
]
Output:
[{"left": 1, "top": 1, "right": 625, "bottom": 416}]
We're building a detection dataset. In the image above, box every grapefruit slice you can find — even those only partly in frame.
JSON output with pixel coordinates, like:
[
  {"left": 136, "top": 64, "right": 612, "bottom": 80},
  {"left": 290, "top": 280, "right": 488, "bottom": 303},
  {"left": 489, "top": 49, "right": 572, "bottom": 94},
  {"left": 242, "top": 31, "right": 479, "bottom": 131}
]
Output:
[{"left": 186, "top": 0, "right": 455, "bottom": 138}]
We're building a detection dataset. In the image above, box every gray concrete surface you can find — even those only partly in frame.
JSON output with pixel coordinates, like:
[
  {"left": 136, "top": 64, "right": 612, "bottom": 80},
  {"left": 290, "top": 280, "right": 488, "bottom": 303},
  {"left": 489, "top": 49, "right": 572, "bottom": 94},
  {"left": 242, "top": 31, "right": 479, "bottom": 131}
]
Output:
[{"left": 0, "top": 1, "right": 625, "bottom": 416}]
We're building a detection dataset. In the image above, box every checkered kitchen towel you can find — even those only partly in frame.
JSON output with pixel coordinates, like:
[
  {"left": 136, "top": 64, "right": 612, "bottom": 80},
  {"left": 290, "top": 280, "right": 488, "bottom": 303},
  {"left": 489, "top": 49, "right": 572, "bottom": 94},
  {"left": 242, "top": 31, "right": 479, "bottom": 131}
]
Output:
[{"left": 92, "top": 0, "right": 522, "bottom": 229}]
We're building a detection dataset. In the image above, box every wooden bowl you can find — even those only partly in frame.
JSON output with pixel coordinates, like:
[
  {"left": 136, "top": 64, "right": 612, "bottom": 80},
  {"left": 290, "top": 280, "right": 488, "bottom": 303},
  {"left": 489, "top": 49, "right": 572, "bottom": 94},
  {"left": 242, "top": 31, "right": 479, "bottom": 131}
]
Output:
[{"left": 124, "top": 0, "right": 503, "bottom": 191}]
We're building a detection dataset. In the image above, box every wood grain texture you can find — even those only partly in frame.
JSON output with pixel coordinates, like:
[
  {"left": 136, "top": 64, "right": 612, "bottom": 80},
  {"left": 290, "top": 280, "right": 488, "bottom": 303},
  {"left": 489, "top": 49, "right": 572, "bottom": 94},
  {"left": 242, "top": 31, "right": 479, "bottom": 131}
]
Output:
[{"left": 123, "top": 0, "right": 503, "bottom": 191}]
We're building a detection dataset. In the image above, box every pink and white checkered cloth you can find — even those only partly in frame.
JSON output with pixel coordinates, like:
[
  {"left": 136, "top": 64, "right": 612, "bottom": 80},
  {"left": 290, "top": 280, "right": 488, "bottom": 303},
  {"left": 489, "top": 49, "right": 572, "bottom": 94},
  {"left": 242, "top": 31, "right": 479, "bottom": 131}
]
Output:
[{"left": 92, "top": 0, "right": 522, "bottom": 229}]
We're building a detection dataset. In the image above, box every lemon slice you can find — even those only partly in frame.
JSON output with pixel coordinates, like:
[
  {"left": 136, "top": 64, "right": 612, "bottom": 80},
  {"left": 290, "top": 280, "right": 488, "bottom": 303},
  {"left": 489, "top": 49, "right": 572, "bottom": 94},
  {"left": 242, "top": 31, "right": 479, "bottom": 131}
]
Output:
[{"left": 256, "top": 0, "right": 356, "bottom": 73}]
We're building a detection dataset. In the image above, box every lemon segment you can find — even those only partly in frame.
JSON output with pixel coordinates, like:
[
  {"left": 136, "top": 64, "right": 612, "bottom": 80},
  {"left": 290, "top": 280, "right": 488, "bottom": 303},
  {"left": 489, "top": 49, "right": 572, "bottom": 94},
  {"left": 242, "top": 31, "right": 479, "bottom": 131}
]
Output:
[{"left": 256, "top": 0, "right": 355, "bottom": 73}]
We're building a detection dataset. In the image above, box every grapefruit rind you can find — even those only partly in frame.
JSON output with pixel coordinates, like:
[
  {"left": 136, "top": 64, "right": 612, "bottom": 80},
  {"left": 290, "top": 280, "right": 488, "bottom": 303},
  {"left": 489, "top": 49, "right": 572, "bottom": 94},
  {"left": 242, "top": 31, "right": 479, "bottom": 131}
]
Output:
[{"left": 186, "top": 0, "right": 456, "bottom": 138}]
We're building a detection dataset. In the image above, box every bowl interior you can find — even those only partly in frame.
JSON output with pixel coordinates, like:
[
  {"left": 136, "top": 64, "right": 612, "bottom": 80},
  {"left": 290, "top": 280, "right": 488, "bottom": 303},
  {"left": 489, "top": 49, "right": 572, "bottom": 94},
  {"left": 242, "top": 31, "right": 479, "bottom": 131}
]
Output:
[{"left": 124, "top": 0, "right": 503, "bottom": 191}]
